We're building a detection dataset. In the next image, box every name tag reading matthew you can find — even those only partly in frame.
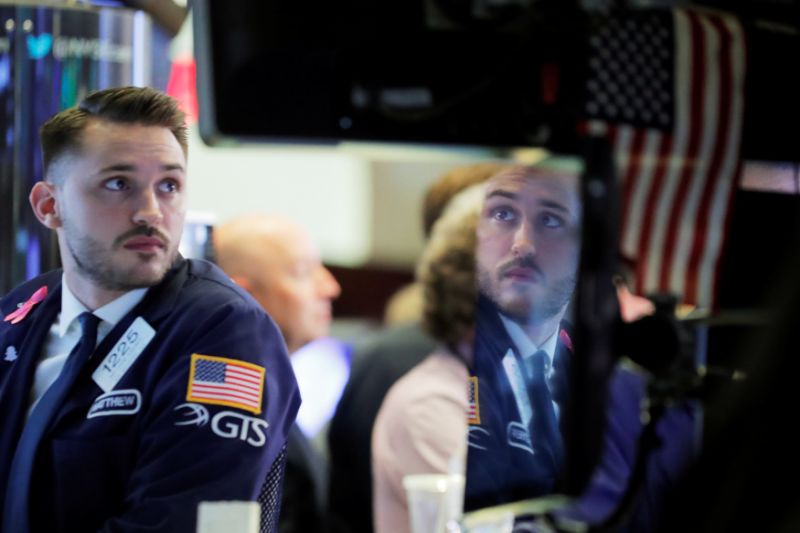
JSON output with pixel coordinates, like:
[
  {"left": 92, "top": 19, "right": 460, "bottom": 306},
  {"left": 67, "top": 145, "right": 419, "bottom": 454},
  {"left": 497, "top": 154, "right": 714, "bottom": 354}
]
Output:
[{"left": 92, "top": 317, "right": 155, "bottom": 393}]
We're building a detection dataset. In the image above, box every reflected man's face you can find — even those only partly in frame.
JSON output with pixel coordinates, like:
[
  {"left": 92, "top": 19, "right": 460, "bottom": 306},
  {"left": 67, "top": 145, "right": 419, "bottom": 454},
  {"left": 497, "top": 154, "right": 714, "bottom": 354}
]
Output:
[{"left": 476, "top": 166, "right": 581, "bottom": 325}]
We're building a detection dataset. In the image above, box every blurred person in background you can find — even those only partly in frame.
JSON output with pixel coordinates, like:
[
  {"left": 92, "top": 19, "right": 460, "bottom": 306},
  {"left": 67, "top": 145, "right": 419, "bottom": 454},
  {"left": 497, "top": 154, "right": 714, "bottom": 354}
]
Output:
[
  {"left": 370, "top": 158, "right": 582, "bottom": 523},
  {"left": 370, "top": 160, "right": 692, "bottom": 532},
  {"left": 215, "top": 213, "right": 341, "bottom": 533},
  {"left": 327, "top": 162, "right": 507, "bottom": 533},
  {"left": 371, "top": 183, "right": 485, "bottom": 533}
]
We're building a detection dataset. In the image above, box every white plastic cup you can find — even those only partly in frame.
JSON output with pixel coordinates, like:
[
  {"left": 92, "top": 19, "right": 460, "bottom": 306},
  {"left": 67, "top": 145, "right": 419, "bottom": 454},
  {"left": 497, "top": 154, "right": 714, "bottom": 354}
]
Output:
[
  {"left": 402, "top": 473, "right": 465, "bottom": 533},
  {"left": 196, "top": 501, "right": 260, "bottom": 533}
]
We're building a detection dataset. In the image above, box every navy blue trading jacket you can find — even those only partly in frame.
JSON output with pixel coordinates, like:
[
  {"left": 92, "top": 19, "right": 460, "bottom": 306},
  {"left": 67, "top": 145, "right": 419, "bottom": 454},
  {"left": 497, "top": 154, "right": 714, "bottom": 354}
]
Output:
[
  {"left": 0, "top": 258, "right": 300, "bottom": 532},
  {"left": 464, "top": 296, "right": 572, "bottom": 511},
  {"left": 566, "top": 364, "right": 696, "bottom": 532},
  {"left": 464, "top": 297, "right": 695, "bottom": 531}
]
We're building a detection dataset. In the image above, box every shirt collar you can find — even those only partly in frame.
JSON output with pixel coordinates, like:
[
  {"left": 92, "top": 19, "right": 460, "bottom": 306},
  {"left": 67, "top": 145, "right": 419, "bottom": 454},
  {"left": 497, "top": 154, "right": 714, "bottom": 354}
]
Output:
[
  {"left": 498, "top": 313, "right": 559, "bottom": 367},
  {"left": 59, "top": 275, "right": 148, "bottom": 336}
]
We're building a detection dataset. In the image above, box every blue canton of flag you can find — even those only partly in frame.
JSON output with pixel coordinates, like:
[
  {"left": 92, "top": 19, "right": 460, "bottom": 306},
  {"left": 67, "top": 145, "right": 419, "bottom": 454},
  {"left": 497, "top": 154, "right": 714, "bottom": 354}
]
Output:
[
  {"left": 586, "top": 12, "right": 675, "bottom": 130},
  {"left": 195, "top": 359, "right": 226, "bottom": 381}
]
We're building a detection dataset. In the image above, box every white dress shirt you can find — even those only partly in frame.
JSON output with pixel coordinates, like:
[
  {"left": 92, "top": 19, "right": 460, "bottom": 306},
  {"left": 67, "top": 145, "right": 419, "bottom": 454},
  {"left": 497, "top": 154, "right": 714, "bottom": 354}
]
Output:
[
  {"left": 28, "top": 276, "right": 147, "bottom": 414},
  {"left": 498, "top": 314, "right": 559, "bottom": 426}
]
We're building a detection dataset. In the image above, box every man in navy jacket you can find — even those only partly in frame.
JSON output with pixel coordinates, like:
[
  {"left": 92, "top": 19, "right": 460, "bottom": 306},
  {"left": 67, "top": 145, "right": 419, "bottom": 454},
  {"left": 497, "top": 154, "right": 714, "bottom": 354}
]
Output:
[
  {"left": 0, "top": 87, "right": 299, "bottom": 532},
  {"left": 464, "top": 162, "right": 695, "bottom": 531},
  {"left": 465, "top": 162, "right": 581, "bottom": 509}
]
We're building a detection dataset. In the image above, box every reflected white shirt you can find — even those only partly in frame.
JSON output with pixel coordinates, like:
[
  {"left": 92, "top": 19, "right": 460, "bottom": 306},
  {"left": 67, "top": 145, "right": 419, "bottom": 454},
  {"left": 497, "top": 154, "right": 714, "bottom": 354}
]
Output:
[{"left": 498, "top": 314, "right": 559, "bottom": 426}]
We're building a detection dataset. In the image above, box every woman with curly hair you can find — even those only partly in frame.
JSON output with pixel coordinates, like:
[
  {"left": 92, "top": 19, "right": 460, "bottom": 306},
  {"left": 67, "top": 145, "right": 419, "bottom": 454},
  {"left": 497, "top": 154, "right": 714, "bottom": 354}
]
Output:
[{"left": 371, "top": 183, "right": 485, "bottom": 533}]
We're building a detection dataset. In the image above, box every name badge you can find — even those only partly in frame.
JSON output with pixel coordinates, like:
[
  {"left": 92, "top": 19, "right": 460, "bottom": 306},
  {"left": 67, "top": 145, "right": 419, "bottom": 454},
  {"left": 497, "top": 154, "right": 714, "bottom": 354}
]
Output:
[
  {"left": 92, "top": 317, "right": 155, "bottom": 392},
  {"left": 87, "top": 389, "right": 142, "bottom": 418}
]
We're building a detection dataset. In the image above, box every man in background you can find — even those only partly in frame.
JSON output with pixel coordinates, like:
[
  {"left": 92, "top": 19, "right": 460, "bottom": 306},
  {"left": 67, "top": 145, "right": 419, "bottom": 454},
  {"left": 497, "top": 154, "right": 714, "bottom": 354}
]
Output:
[
  {"left": 371, "top": 183, "right": 485, "bottom": 532},
  {"left": 215, "top": 213, "right": 341, "bottom": 533}
]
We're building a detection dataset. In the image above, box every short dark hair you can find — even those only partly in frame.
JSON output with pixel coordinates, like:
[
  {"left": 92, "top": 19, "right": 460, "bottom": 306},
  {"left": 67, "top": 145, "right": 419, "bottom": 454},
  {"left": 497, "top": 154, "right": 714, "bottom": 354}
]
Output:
[{"left": 40, "top": 86, "right": 188, "bottom": 181}]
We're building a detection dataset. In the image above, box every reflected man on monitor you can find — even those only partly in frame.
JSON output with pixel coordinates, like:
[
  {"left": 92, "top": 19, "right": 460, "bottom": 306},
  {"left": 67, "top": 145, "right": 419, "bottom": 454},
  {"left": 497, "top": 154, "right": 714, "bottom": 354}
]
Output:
[{"left": 466, "top": 159, "right": 582, "bottom": 510}]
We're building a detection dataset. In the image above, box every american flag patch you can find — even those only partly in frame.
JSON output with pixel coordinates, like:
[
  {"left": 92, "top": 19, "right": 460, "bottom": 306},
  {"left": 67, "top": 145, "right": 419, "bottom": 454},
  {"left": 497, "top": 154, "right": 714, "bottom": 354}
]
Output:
[
  {"left": 467, "top": 376, "right": 480, "bottom": 425},
  {"left": 186, "top": 354, "right": 265, "bottom": 414}
]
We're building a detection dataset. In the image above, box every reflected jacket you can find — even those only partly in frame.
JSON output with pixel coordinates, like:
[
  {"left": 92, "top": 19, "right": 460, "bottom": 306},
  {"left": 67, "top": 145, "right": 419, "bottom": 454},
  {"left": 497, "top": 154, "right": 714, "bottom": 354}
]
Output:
[{"left": 464, "top": 296, "right": 572, "bottom": 511}]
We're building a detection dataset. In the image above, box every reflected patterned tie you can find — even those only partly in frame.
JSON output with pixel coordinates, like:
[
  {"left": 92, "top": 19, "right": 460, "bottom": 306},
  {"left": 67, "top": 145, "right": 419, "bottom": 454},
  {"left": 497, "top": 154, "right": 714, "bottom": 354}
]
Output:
[
  {"left": 528, "top": 350, "right": 564, "bottom": 476},
  {"left": 3, "top": 312, "right": 100, "bottom": 532}
]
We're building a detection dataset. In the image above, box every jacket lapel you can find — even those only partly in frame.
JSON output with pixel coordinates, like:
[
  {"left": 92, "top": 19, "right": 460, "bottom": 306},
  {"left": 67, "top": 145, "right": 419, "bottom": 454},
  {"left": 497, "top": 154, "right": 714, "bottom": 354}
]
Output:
[{"left": 0, "top": 274, "right": 63, "bottom": 494}]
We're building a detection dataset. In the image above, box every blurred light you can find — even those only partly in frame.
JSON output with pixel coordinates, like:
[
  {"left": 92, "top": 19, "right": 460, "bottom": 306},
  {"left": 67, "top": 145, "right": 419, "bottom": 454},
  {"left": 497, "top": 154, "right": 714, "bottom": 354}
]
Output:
[{"left": 291, "top": 337, "right": 351, "bottom": 437}]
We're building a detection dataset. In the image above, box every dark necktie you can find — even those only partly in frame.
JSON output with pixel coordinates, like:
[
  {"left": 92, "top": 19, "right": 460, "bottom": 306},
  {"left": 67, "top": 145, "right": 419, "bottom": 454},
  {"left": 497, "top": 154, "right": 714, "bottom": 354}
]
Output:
[
  {"left": 527, "top": 349, "right": 564, "bottom": 475},
  {"left": 3, "top": 312, "right": 100, "bottom": 532}
]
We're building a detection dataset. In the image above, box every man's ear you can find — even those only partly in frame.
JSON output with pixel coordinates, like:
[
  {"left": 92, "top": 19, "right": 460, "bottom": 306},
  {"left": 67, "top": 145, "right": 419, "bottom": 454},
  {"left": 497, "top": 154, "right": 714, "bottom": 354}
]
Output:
[{"left": 29, "top": 181, "right": 61, "bottom": 229}]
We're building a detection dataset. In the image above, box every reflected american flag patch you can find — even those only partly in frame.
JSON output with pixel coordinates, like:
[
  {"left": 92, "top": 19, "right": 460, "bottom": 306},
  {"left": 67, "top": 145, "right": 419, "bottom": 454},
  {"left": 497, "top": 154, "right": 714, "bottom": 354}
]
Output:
[
  {"left": 187, "top": 354, "right": 265, "bottom": 414},
  {"left": 467, "top": 376, "right": 480, "bottom": 425}
]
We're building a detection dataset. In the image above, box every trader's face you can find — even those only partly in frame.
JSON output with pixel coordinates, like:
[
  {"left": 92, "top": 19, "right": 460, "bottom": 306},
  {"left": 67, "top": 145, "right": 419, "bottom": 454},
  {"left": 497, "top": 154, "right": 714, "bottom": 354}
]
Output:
[
  {"left": 35, "top": 119, "right": 187, "bottom": 292},
  {"left": 476, "top": 166, "right": 581, "bottom": 324}
]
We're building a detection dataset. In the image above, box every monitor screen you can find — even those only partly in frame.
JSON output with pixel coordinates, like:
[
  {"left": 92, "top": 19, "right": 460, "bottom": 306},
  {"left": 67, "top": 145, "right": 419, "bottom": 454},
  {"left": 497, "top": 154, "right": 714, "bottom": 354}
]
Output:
[{"left": 193, "top": 0, "right": 586, "bottom": 150}]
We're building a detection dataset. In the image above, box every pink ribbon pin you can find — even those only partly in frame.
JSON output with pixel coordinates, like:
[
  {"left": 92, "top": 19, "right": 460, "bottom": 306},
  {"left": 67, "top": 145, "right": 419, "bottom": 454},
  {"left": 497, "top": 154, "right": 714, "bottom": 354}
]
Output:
[
  {"left": 3, "top": 286, "right": 48, "bottom": 325},
  {"left": 559, "top": 329, "right": 574, "bottom": 354}
]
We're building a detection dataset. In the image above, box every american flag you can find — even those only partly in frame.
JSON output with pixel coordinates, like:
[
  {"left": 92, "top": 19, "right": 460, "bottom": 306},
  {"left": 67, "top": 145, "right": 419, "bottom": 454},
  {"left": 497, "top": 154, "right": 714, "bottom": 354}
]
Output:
[
  {"left": 467, "top": 376, "right": 480, "bottom": 425},
  {"left": 584, "top": 8, "right": 746, "bottom": 308},
  {"left": 187, "top": 354, "right": 265, "bottom": 415}
]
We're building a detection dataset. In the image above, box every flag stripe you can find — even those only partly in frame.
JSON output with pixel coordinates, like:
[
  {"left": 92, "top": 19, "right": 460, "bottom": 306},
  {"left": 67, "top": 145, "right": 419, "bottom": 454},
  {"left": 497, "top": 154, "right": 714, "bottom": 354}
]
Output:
[
  {"left": 683, "top": 14, "right": 730, "bottom": 302},
  {"left": 191, "top": 385, "right": 262, "bottom": 401},
  {"left": 227, "top": 365, "right": 263, "bottom": 379},
  {"left": 702, "top": 16, "right": 746, "bottom": 307},
  {"left": 618, "top": 128, "right": 647, "bottom": 257},
  {"left": 191, "top": 384, "right": 262, "bottom": 400},
  {"left": 224, "top": 376, "right": 262, "bottom": 389},
  {"left": 227, "top": 369, "right": 262, "bottom": 381},
  {"left": 622, "top": 129, "right": 663, "bottom": 263},
  {"left": 659, "top": 10, "right": 706, "bottom": 294},
  {"left": 189, "top": 389, "right": 261, "bottom": 408},
  {"left": 193, "top": 381, "right": 260, "bottom": 395},
  {"left": 669, "top": 13, "right": 722, "bottom": 298},
  {"left": 635, "top": 132, "right": 673, "bottom": 297}
]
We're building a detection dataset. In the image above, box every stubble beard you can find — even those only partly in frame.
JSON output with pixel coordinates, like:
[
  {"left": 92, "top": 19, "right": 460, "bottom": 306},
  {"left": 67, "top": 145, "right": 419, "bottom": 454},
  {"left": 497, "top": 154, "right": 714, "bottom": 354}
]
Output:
[
  {"left": 65, "top": 226, "right": 175, "bottom": 292},
  {"left": 478, "top": 265, "right": 576, "bottom": 325}
]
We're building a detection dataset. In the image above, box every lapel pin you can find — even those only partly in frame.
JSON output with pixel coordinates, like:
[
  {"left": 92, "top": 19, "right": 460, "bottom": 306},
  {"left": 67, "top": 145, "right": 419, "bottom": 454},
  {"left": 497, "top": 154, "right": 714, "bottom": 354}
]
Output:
[
  {"left": 4, "top": 346, "right": 18, "bottom": 362},
  {"left": 3, "top": 286, "right": 48, "bottom": 325},
  {"left": 559, "top": 329, "right": 573, "bottom": 353}
]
